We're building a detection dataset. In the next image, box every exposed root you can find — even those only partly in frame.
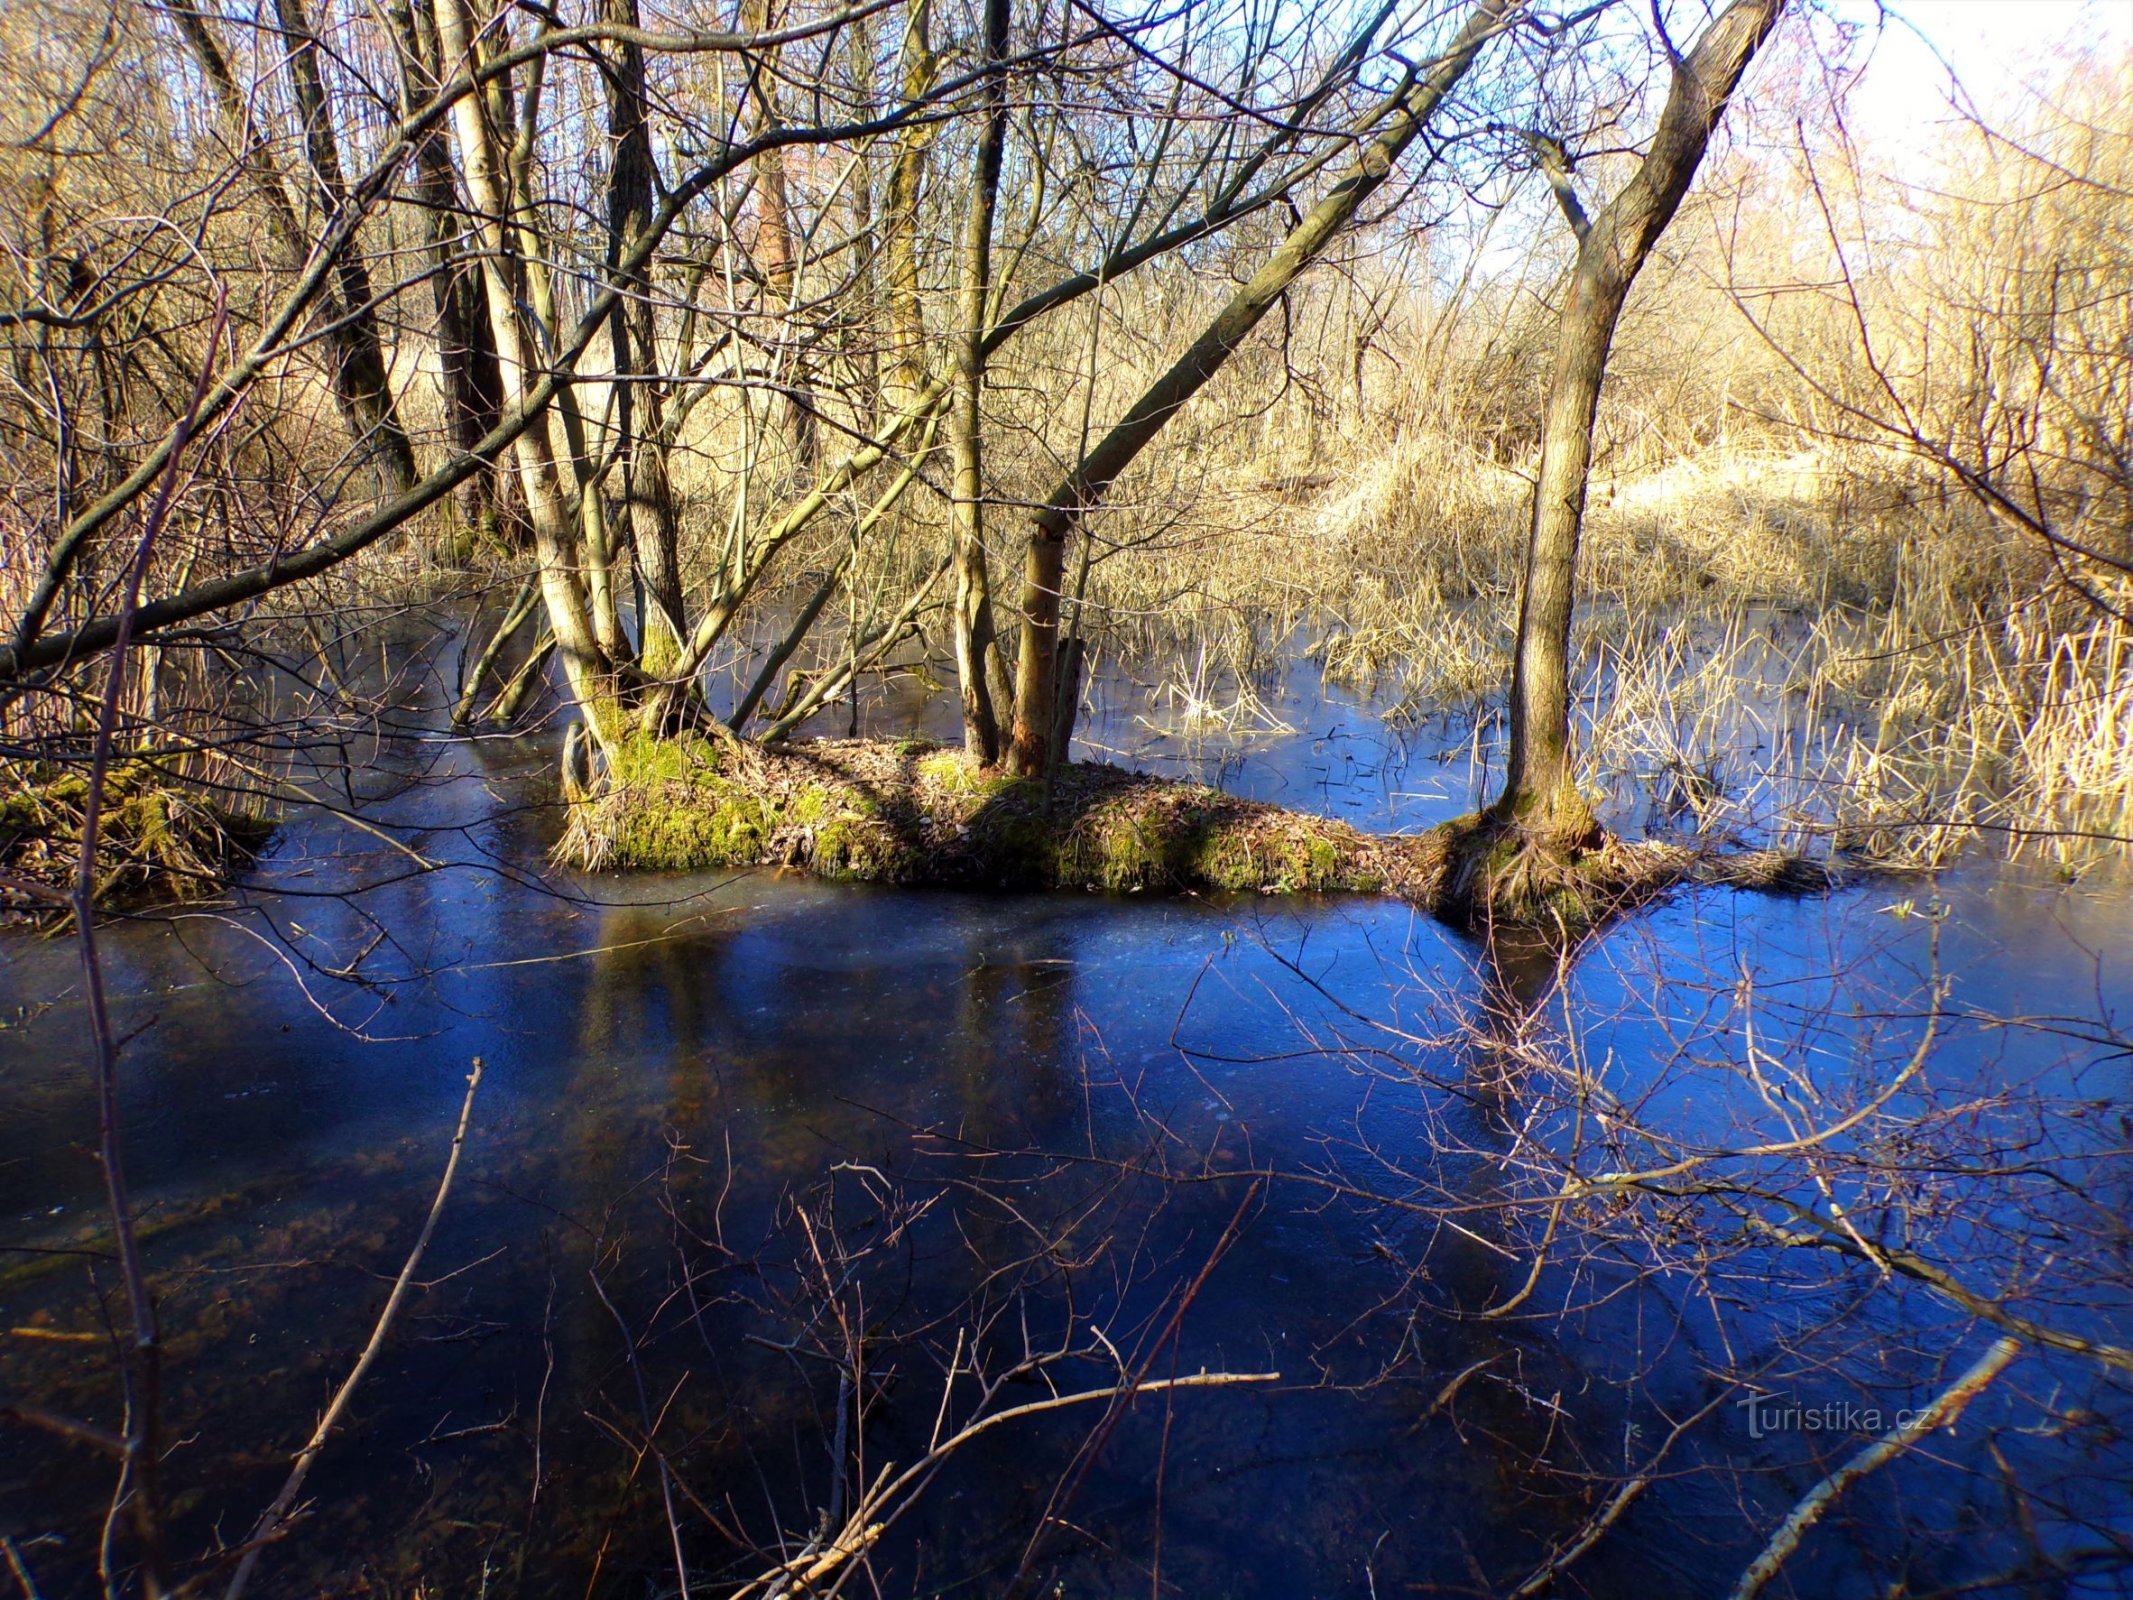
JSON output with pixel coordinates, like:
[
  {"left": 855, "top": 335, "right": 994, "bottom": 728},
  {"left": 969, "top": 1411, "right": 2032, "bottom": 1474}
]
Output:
[
  {"left": 556, "top": 735, "right": 1836, "bottom": 927},
  {"left": 1423, "top": 811, "right": 1839, "bottom": 933},
  {"left": 1415, "top": 813, "right": 1682, "bottom": 932}
]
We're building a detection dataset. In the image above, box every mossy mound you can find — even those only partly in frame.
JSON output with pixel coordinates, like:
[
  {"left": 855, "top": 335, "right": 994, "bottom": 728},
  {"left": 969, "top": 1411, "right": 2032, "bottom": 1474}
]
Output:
[
  {"left": 1430, "top": 813, "right": 1688, "bottom": 930},
  {"left": 1, "top": 759, "right": 273, "bottom": 915},
  {"left": 555, "top": 734, "right": 1833, "bottom": 926},
  {"left": 559, "top": 735, "right": 1403, "bottom": 895}
]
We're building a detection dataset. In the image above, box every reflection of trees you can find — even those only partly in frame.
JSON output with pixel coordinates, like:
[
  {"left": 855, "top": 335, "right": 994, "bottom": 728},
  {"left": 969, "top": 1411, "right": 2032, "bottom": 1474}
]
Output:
[
  {"left": 947, "top": 925, "right": 1079, "bottom": 1151},
  {"left": 1426, "top": 916, "right": 2128, "bottom": 1595}
]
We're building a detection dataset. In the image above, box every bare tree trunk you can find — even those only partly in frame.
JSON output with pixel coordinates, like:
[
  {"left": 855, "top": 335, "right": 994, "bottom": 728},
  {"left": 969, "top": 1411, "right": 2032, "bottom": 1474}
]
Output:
[
  {"left": 949, "top": 0, "right": 1009, "bottom": 762},
  {"left": 173, "top": 0, "right": 419, "bottom": 497},
  {"left": 433, "top": 0, "right": 618, "bottom": 744},
  {"left": 1005, "top": 0, "right": 1518, "bottom": 777},
  {"left": 273, "top": 0, "right": 422, "bottom": 496},
  {"left": 391, "top": 0, "right": 512, "bottom": 549},
  {"left": 740, "top": 0, "right": 820, "bottom": 470},
  {"left": 1494, "top": 0, "right": 1786, "bottom": 839},
  {"left": 601, "top": 0, "right": 689, "bottom": 685},
  {"left": 881, "top": 0, "right": 936, "bottom": 416},
  {"left": 491, "top": 34, "right": 626, "bottom": 663}
]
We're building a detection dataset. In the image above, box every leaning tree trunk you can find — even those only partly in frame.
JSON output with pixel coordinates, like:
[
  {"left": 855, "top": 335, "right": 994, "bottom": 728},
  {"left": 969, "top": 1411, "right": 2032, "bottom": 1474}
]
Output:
[
  {"left": 948, "top": 0, "right": 1010, "bottom": 762},
  {"left": 433, "top": 0, "right": 619, "bottom": 745},
  {"left": 1004, "top": 0, "right": 1520, "bottom": 777},
  {"left": 1494, "top": 0, "right": 1786, "bottom": 841}
]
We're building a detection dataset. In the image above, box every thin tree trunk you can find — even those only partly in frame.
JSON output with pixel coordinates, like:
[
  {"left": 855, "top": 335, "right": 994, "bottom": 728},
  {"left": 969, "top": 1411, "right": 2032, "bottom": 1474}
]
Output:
[
  {"left": 839, "top": 10, "right": 883, "bottom": 433},
  {"left": 881, "top": 0, "right": 936, "bottom": 416},
  {"left": 490, "top": 29, "right": 624, "bottom": 661},
  {"left": 1495, "top": 0, "right": 1786, "bottom": 836},
  {"left": 432, "top": 0, "right": 617, "bottom": 745},
  {"left": 173, "top": 0, "right": 419, "bottom": 496},
  {"left": 453, "top": 574, "right": 539, "bottom": 725},
  {"left": 601, "top": 0, "right": 689, "bottom": 684},
  {"left": 949, "top": 0, "right": 1009, "bottom": 762},
  {"left": 1005, "top": 0, "right": 1520, "bottom": 777},
  {"left": 740, "top": 0, "right": 820, "bottom": 469},
  {"left": 391, "top": 0, "right": 512, "bottom": 548},
  {"left": 273, "top": 0, "right": 421, "bottom": 495}
]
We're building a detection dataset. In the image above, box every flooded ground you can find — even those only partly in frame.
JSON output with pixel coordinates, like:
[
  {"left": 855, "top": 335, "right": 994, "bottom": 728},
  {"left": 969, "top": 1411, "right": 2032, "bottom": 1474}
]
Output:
[{"left": 3, "top": 632, "right": 2129, "bottom": 1597}]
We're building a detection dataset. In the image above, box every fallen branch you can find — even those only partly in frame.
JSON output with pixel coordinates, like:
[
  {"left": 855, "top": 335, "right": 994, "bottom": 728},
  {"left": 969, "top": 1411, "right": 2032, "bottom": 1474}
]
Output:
[{"left": 728, "top": 1369, "right": 1280, "bottom": 1600}]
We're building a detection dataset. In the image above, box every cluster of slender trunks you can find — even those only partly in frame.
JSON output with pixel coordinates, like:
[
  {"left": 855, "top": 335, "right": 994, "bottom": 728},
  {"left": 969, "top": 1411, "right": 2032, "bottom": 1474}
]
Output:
[
  {"left": 470, "top": 0, "right": 1784, "bottom": 902},
  {"left": 9, "top": 0, "right": 1790, "bottom": 922}
]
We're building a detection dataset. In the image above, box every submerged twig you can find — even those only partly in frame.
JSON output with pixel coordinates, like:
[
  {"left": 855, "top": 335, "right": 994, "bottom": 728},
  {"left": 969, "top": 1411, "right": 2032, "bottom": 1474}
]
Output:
[
  {"left": 1730, "top": 1337, "right": 2021, "bottom": 1600},
  {"left": 220, "top": 1058, "right": 485, "bottom": 1600}
]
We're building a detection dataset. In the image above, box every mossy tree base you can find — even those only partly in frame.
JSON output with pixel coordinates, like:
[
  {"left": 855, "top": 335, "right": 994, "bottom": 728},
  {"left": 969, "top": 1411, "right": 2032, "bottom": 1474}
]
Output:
[
  {"left": 1432, "top": 810, "right": 1823, "bottom": 932},
  {"left": 557, "top": 735, "right": 1830, "bottom": 927}
]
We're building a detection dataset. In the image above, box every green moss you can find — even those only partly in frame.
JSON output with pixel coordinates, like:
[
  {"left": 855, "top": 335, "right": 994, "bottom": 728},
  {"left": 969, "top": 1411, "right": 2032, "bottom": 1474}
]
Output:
[
  {"left": 1188, "top": 826, "right": 1256, "bottom": 891},
  {"left": 598, "top": 735, "right": 765, "bottom": 867},
  {"left": 1038, "top": 792, "right": 1372, "bottom": 896},
  {"left": 918, "top": 748, "right": 1027, "bottom": 803},
  {"left": 967, "top": 804, "right": 1059, "bottom": 886},
  {"left": 1, "top": 757, "right": 272, "bottom": 909},
  {"left": 917, "top": 749, "right": 974, "bottom": 788},
  {"left": 812, "top": 812, "right": 920, "bottom": 882},
  {"left": 1296, "top": 840, "right": 1330, "bottom": 891},
  {"left": 1057, "top": 801, "right": 1183, "bottom": 891},
  {"left": 563, "top": 737, "right": 1760, "bottom": 929},
  {"left": 608, "top": 776, "right": 766, "bottom": 868},
  {"left": 610, "top": 729, "right": 713, "bottom": 785},
  {"left": 590, "top": 732, "right": 892, "bottom": 874}
]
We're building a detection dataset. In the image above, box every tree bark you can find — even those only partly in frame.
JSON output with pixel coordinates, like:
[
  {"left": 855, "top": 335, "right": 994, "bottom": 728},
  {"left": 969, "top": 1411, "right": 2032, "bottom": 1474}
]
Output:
[
  {"left": 1004, "top": 0, "right": 1520, "bottom": 777},
  {"left": 948, "top": 0, "right": 1009, "bottom": 762},
  {"left": 173, "top": 0, "right": 419, "bottom": 497},
  {"left": 433, "top": 0, "right": 617, "bottom": 743},
  {"left": 881, "top": 0, "right": 936, "bottom": 416},
  {"left": 601, "top": 0, "right": 689, "bottom": 682},
  {"left": 1495, "top": 0, "right": 1786, "bottom": 836},
  {"left": 273, "top": 0, "right": 422, "bottom": 496},
  {"left": 390, "top": 0, "right": 512, "bottom": 547},
  {"left": 740, "top": 0, "right": 821, "bottom": 470}
]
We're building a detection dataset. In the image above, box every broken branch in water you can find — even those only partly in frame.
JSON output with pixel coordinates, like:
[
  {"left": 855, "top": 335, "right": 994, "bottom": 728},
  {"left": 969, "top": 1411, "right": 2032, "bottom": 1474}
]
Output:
[
  {"left": 1730, "top": 1336, "right": 2021, "bottom": 1600},
  {"left": 727, "top": 1370, "right": 1282, "bottom": 1600}
]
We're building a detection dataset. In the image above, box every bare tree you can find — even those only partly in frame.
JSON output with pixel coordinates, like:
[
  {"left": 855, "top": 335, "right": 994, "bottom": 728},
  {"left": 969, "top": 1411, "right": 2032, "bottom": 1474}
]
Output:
[
  {"left": 1004, "top": 0, "right": 1524, "bottom": 777},
  {"left": 1491, "top": 0, "right": 1786, "bottom": 843},
  {"left": 947, "top": 0, "right": 1011, "bottom": 761}
]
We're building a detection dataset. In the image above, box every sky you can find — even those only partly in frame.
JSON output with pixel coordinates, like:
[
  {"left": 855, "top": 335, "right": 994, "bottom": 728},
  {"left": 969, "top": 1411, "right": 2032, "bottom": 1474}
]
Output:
[{"left": 1840, "top": 0, "right": 2132, "bottom": 143}]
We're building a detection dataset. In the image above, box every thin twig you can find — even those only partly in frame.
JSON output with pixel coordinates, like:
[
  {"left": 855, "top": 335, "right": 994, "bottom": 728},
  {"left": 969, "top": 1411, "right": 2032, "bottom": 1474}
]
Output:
[
  {"left": 220, "top": 1058, "right": 485, "bottom": 1600},
  {"left": 74, "top": 290, "right": 226, "bottom": 1600}
]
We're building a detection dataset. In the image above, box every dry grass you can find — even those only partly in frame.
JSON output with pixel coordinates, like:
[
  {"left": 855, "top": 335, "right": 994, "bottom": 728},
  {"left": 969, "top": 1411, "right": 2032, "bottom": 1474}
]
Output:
[{"left": 1054, "top": 420, "right": 2128, "bottom": 871}]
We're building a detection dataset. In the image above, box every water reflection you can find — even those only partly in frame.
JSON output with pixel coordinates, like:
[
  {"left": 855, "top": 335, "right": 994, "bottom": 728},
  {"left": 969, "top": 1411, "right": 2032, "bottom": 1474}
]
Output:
[{"left": 1, "top": 656, "right": 2129, "bottom": 1597}]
